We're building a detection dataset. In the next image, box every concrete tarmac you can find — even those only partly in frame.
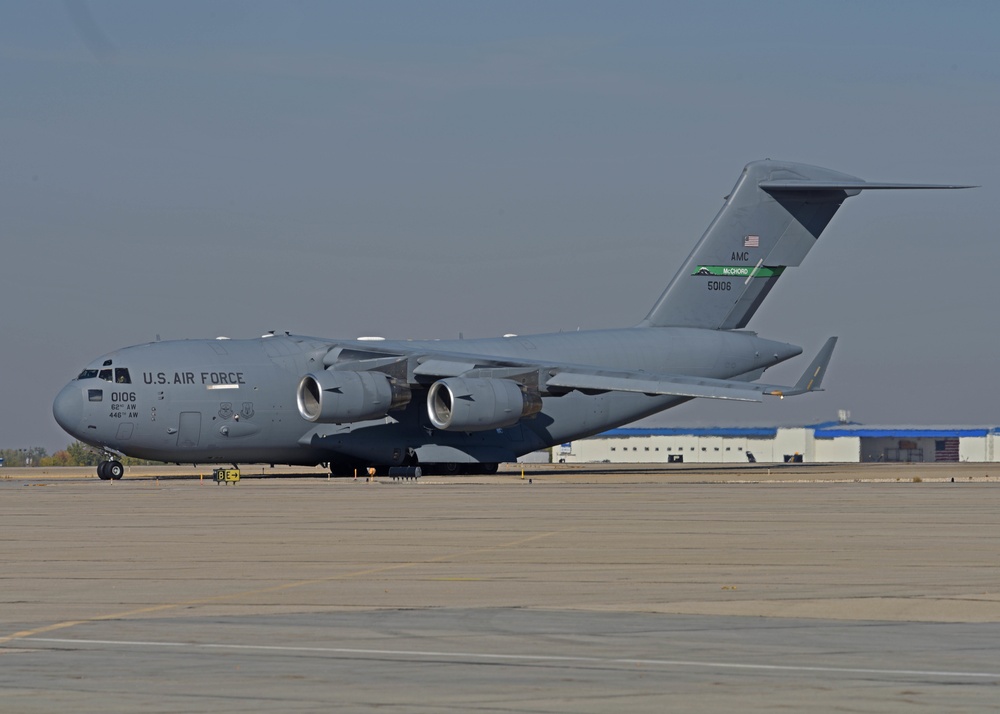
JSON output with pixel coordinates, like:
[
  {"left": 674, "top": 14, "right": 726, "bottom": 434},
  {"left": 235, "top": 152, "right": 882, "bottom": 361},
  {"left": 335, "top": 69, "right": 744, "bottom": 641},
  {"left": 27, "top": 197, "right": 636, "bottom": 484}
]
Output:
[{"left": 1, "top": 465, "right": 998, "bottom": 712}]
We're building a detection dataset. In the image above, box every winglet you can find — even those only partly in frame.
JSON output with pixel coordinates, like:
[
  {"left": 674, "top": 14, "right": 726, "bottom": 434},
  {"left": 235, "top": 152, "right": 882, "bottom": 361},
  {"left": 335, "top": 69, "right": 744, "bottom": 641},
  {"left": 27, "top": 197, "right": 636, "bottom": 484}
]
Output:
[{"left": 783, "top": 336, "right": 838, "bottom": 396}]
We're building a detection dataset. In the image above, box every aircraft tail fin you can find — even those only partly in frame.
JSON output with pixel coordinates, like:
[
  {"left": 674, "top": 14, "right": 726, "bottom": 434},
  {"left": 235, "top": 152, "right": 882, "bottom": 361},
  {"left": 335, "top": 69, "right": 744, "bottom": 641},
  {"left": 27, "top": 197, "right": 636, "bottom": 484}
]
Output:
[{"left": 641, "top": 160, "right": 973, "bottom": 329}]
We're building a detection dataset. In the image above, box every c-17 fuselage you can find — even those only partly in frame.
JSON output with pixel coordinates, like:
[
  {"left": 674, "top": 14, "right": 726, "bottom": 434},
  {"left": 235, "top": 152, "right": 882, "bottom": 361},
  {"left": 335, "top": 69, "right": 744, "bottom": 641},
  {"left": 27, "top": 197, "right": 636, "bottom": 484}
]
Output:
[
  {"left": 52, "top": 160, "right": 972, "bottom": 478},
  {"left": 53, "top": 327, "right": 799, "bottom": 476}
]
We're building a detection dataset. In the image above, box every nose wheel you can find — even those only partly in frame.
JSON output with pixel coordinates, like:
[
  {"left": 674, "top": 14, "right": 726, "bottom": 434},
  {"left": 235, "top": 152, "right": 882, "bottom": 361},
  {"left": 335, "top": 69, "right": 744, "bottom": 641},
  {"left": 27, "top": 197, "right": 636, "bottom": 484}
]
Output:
[{"left": 97, "top": 460, "right": 124, "bottom": 480}]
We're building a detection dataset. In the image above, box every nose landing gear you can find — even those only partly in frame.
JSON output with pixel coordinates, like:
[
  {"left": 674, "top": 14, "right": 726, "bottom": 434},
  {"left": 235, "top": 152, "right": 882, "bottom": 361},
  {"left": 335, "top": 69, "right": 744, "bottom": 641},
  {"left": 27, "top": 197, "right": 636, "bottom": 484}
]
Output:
[{"left": 97, "top": 460, "right": 124, "bottom": 480}]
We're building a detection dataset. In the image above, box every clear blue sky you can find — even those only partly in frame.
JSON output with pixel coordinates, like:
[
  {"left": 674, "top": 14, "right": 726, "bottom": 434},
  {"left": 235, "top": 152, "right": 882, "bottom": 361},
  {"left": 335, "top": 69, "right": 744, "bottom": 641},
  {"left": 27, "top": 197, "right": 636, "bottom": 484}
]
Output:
[{"left": 2, "top": 1, "right": 997, "bottom": 452}]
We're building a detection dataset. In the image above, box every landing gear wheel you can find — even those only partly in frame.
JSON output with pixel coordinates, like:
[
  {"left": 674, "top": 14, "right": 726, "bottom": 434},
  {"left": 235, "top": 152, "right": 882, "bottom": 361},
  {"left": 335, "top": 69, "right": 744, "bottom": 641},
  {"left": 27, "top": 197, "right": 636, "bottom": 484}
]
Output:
[
  {"left": 480, "top": 463, "right": 499, "bottom": 475},
  {"left": 107, "top": 461, "right": 124, "bottom": 480},
  {"left": 97, "top": 461, "right": 111, "bottom": 480},
  {"left": 442, "top": 462, "right": 461, "bottom": 475}
]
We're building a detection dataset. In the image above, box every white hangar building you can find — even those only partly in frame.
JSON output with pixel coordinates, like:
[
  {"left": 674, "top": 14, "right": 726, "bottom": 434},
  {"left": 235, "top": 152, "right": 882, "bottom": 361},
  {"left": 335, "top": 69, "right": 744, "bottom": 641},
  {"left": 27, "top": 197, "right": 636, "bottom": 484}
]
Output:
[{"left": 556, "top": 424, "right": 1000, "bottom": 464}]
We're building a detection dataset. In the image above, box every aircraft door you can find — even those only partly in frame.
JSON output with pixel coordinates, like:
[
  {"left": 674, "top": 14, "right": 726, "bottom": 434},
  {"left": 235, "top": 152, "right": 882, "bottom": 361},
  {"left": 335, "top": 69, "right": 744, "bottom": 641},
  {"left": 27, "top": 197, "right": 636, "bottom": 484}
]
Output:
[{"left": 177, "top": 412, "right": 202, "bottom": 447}]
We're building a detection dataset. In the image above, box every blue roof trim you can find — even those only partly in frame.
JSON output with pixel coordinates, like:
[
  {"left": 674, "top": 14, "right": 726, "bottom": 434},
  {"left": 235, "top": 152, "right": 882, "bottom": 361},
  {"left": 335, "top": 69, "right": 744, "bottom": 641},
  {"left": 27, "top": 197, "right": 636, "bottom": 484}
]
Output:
[
  {"left": 603, "top": 427, "right": 778, "bottom": 438},
  {"left": 815, "top": 428, "right": 990, "bottom": 439},
  {"left": 805, "top": 420, "right": 859, "bottom": 430},
  {"left": 596, "top": 426, "right": 997, "bottom": 440}
]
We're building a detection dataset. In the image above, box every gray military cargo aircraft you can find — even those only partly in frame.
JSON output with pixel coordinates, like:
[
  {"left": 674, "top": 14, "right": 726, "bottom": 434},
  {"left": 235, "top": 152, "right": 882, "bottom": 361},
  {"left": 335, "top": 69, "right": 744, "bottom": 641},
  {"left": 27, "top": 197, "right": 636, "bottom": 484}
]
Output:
[{"left": 53, "top": 160, "right": 971, "bottom": 479}]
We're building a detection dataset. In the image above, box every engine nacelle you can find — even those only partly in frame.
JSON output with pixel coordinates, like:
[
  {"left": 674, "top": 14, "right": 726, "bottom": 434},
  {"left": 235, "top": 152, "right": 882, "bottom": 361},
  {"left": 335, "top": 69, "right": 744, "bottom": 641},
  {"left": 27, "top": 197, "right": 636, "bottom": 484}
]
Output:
[
  {"left": 297, "top": 370, "right": 411, "bottom": 423},
  {"left": 427, "top": 378, "right": 542, "bottom": 432}
]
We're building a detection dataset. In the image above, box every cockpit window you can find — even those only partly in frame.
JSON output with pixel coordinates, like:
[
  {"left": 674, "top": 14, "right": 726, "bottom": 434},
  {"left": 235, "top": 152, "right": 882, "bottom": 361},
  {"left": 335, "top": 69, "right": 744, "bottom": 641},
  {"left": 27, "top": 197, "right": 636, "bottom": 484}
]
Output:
[
  {"left": 77, "top": 366, "right": 130, "bottom": 382},
  {"left": 88, "top": 389, "right": 103, "bottom": 402}
]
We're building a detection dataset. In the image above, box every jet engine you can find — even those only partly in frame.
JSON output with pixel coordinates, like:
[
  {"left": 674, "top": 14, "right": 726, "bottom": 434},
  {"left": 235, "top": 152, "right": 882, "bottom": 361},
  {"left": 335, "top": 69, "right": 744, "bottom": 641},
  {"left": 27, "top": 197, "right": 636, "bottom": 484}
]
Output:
[
  {"left": 297, "top": 370, "right": 411, "bottom": 423},
  {"left": 426, "top": 378, "right": 542, "bottom": 432}
]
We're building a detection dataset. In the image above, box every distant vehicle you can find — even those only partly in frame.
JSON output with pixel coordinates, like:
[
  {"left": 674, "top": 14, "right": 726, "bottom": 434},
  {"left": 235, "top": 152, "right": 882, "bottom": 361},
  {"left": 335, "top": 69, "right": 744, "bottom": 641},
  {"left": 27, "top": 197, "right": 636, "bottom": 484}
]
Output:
[{"left": 52, "top": 160, "right": 972, "bottom": 479}]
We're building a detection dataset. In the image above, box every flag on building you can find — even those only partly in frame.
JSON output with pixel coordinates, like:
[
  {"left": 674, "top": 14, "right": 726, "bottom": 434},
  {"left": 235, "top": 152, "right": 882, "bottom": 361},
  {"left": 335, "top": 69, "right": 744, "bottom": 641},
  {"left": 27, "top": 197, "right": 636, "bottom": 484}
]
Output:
[{"left": 934, "top": 438, "right": 960, "bottom": 462}]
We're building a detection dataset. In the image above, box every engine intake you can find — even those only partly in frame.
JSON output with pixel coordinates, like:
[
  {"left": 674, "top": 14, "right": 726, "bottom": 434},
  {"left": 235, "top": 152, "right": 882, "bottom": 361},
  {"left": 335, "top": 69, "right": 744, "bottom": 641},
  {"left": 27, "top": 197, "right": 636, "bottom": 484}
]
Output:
[
  {"left": 427, "top": 378, "right": 542, "bottom": 432},
  {"left": 297, "top": 370, "right": 411, "bottom": 423}
]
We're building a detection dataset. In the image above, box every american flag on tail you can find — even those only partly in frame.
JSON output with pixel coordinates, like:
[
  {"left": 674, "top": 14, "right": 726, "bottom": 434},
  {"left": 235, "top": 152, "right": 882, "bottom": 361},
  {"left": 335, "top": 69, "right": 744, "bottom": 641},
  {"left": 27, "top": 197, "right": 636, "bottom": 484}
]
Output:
[{"left": 744, "top": 235, "right": 759, "bottom": 248}]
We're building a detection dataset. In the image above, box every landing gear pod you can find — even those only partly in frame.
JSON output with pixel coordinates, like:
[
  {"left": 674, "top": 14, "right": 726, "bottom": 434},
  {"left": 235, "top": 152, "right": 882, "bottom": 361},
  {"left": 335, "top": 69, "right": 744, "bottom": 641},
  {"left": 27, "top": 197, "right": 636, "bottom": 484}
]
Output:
[
  {"left": 297, "top": 371, "right": 411, "bottom": 423},
  {"left": 427, "top": 378, "right": 542, "bottom": 431}
]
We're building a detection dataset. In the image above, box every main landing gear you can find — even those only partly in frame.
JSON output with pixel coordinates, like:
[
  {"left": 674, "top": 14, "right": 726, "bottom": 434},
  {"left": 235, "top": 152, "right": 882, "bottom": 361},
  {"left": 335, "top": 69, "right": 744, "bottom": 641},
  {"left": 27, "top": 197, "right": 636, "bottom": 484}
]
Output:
[{"left": 97, "top": 460, "right": 124, "bottom": 480}]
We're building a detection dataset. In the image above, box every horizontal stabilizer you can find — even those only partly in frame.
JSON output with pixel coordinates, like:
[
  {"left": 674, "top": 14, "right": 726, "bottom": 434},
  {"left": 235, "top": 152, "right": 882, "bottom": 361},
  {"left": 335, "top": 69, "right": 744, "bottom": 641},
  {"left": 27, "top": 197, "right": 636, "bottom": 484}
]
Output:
[
  {"left": 760, "top": 180, "right": 976, "bottom": 192},
  {"left": 642, "top": 160, "right": 975, "bottom": 330}
]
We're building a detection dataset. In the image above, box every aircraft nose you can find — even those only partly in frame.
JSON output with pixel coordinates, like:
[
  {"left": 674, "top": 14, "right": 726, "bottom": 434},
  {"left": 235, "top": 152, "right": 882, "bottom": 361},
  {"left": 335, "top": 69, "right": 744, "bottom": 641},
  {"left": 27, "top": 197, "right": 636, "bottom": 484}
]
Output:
[{"left": 52, "top": 383, "right": 84, "bottom": 436}]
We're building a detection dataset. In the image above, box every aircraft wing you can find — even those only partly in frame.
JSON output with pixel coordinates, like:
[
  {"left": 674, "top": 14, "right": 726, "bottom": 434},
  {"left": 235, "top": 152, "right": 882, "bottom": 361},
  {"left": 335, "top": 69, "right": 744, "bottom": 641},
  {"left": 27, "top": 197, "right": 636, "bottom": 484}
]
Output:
[{"left": 320, "top": 336, "right": 837, "bottom": 403}]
